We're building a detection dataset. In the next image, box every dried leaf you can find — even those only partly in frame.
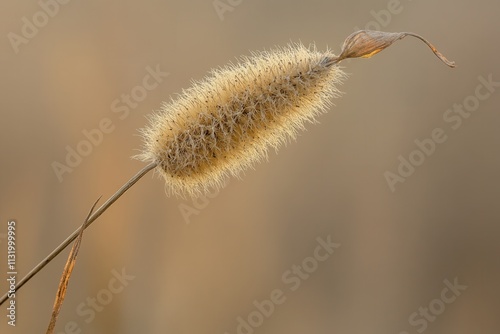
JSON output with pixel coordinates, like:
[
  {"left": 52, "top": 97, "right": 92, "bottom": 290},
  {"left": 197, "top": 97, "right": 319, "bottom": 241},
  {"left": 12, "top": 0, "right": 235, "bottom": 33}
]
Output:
[
  {"left": 46, "top": 198, "right": 100, "bottom": 334},
  {"left": 329, "top": 30, "right": 455, "bottom": 67}
]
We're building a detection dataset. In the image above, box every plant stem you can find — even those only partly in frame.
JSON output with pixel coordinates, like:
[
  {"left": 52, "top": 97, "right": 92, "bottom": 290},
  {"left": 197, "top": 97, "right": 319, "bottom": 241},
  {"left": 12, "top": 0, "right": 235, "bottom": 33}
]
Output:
[{"left": 0, "top": 162, "right": 157, "bottom": 306}]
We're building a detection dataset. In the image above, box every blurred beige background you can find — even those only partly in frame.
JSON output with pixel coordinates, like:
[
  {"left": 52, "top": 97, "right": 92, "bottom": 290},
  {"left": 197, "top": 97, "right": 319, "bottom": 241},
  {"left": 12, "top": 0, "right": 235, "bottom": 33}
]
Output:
[{"left": 1, "top": 0, "right": 499, "bottom": 333}]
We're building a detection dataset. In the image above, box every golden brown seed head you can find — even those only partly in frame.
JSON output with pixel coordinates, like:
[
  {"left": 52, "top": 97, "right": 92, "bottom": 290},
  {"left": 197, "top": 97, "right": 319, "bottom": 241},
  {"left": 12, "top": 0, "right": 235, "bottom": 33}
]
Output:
[{"left": 137, "top": 43, "right": 345, "bottom": 197}]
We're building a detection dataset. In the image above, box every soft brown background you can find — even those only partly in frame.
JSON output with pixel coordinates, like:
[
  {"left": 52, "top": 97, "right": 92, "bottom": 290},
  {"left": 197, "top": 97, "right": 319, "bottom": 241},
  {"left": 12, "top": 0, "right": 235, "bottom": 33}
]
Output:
[{"left": 1, "top": 0, "right": 499, "bottom": 333}]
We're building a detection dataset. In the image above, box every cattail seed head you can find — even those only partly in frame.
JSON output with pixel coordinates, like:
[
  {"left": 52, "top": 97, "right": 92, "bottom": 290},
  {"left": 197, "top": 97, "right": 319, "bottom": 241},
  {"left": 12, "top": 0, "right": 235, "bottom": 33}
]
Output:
[
  {"left": 138, "top": 44, "right": 345, "bottom": 197},
  {"left": 137, "top": 31, "right": 455, "bottom": 197}
]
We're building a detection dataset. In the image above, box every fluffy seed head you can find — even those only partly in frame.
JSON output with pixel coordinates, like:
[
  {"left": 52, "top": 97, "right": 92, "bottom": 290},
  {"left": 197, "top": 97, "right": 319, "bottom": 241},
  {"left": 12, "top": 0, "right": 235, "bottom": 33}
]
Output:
[{"left": 138, "top": 43, "right": 344, "bottom": 197}]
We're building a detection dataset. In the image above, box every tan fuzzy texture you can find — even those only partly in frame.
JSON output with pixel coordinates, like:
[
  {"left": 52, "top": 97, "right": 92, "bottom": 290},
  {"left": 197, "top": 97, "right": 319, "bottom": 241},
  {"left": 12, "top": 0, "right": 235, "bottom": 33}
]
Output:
[{"left": 137, "top": 43, "right": 345, "bottom": 197}]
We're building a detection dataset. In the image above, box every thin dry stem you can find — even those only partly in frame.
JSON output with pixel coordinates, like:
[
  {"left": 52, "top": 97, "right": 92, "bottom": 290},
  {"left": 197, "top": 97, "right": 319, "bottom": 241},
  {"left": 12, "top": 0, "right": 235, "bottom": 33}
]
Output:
[{"left": 0, "top": 162, "right": 157, "bottom": 306}]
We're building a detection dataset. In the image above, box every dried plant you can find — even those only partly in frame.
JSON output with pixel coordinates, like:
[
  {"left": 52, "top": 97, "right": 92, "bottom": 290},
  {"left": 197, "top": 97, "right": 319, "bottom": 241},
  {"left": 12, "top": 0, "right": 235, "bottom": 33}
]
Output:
[{"left": 0, "top": 30, "right": 455, "bottom": 330}]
